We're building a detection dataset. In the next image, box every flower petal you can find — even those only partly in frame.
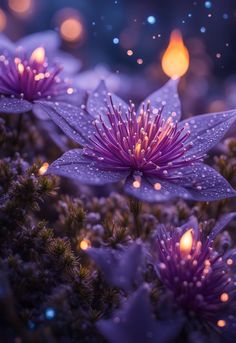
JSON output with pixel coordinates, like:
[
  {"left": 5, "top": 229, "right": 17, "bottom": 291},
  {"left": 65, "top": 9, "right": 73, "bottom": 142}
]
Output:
[
  {"left": 16, "top": 31, "right": 60, "bottom": 55},
  {"left": 0, "top": 97, "right": 32, "bottom": 114},
  {"left": 174, "top": 163, "right": 236, "bottom": 201},
  {"left": 87, "top": 80, "right": 129, "bottom": 123},
  {"left": 138, "top": 78, "right": 181, "bottom": 122},
  {"left": 47, "top": 149, "right": 129, "bottom": 185},
  {"left": 0, "top": 34, "right": 15, "bottom": 54},
  {"left": 36, "top": 101, "right": 94, "bottom": 146},
  {"left": 209, "top": 213, "right": 236, "bottom": 240},
  {"left": 87, "top": 242, "right": 144, "bottom": 291},
  {"left": 181, "top": 110, "right": 236, "bottom": 156},
  {"left": 97, "top": 286, "right": 184, "bottom": 343},
  {"left": 124, "top": 176, "right": 191, "bottom": 202}
]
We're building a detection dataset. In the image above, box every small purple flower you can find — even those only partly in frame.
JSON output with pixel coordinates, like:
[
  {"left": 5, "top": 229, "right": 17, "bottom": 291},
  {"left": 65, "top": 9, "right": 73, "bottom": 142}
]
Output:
[
  {"left": 46, "top": 79, "right": 236, "bottom": 202},
  {"left": 0, "top": 31, "right": 84, "bottom": 121},
  {"left": 156, "top": 213, "right": 236, "bottom": 335}
]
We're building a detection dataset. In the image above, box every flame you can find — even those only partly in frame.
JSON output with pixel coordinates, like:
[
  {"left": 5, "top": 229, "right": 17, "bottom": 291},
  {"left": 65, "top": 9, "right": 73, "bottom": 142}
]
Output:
[
  {"left": 161, "top": 29, "right": 189, "bottom": 79},
  {"left": 179, "top": 229, "right": 193, "bottom": 256},
  {"left": 30, "top": 47, "right": 45, "bottom": 64}
]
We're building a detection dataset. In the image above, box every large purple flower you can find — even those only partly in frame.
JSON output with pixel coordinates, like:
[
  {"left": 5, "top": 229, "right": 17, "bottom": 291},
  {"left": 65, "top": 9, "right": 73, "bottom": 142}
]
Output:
[
  {"left": 45, "top": 79, "right": 236, "bottom": 202},
  {"left": 0, "top": 31, "right": 84, "bottom": 119},
  {"left": 156, "top": 213, "right": 236, "bottom": 336}
]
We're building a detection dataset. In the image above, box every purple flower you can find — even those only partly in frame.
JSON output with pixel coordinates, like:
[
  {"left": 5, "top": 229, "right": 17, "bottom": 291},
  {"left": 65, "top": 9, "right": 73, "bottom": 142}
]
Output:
[
  {"left": 156, "top": 213, "right": 236, "bottom": 336},
  {"left": 46, "top": 79, "right": 236, "bottom": 202},
  {"left": 97, "top": 285, "right": 184, "bottom": 343},
  {"left": 0, "top": 31, "right": 84, "bottom": 119}
]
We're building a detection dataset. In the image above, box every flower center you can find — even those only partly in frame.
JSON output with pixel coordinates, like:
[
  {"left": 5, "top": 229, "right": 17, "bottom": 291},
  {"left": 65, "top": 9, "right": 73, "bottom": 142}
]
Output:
[
  {"left": 84, "top": 97, "right": 201, "bottom": 179},
  {"left": 0, "top": 47, "right": 70, "bottom": 101}
]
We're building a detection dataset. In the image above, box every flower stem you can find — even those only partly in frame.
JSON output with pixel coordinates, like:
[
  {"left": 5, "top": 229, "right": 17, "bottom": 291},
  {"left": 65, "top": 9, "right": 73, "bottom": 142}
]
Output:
[{"left": 129, "top": 197, "right": 142, "bottom": 237}]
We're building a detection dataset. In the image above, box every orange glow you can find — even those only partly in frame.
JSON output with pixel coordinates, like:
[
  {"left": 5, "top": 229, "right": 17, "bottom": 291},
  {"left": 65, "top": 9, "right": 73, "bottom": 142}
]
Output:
[
  {"left": 154, "top": 183, "right": 162, "bottom": 190},
  {"left": 161, "top": 29, "right": 189, "bottom": 79},
  {"left": 8, "top": 0, "right": 32, "bottom": 14},
  {"left": 220, "top": 293, "right": 229, "bottom": 302},
  {"left": 179, "top": 229, "right": 193, "bottom": 256},
  {"left": 127, "top": 49, "right": 133, "bottom": 56},
  {"left": 79, "top": 239, "right": 91, "bottom": 251},
  {"left": 39, "top": 162, "right": 49, "bottom": 175},
  {"left": 0, "top": 9, "right": 7, "bottom": 32},
  {"left": 30, "top": 47, "right": 45, "bottom": 64},
  {"left": 60, "top": 17, "right": 83, "bottom": 42},
  {"left": 217, "top": 320, "right": 226, "bottom": 328},
  {"left": 17, "top": 63, "right": 24, "bottom": 74}
]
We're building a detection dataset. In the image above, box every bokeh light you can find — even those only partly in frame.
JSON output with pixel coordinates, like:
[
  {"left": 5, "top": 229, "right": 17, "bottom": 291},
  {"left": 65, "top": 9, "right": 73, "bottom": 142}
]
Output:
[
  {"left": 0, "top": 9, "right": 7, "bottom": 32},
  {"left": 8, "top": 0, "right": 32, "bottom": 15}
]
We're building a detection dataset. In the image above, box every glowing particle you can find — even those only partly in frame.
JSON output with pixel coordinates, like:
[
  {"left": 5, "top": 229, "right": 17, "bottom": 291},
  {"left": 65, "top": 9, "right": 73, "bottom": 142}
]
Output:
[
  {"left": 60, "top": 17, "right": 83, "bottom": 42},
  {"left": 127, "top": 49, "right": 133, "bottom": 56},
  {"left": 217, "top": 320, "right": 226, "bottom": 328},
  {"left": 227, "top": 258, "right": 233, "bottom": 265},
  {"left": 45, "top": 308, "right": 55, "bottom": 320},
  {"left": 200, "top": 26, "right": 206, "bottom": 33},
  {"left": 216, "top": 53, "right": 221, "bottom": 59},
  {"left": 80, "top": 239, "right": 91, "bottom": 250},
  {"left": 220, "top": 293, "right": 229, "bottom": 302},
  {"left": 188, "top": 13, "right": 192, "bottom": 18},
  {"left": 17, "top": 63, "right": 24, "bottom": 74},
  {"left": 0, "top": 9, "right": 7, "bottom": 32},
  {"left": 39, "top": 162, "right": 49, "bottom": 175},
  {"left": 147, "top": 16, "right": 156, "bottom": 25},
  {"left": 67, "top": 87, "right": 74, "bottom": 94},
  {"left": 8, "top": 0, "right": 32, "bottom": 15},
  {"left": 133, "top": 180, "right": 141, "bottom": 189},
  {"left": 154, "top": 183, "right": 162, "bottom": 190},
  {"left": 113, "top": 37, "right": 119, "bottom": 44},
  {"left": 223, "top": 13, "right": 229, "bottom": 20},
  {"left": 137, "top": 58, "right": 143, "bottom": 65},
  {"left": 204, "top": 1, "right": 212, "bottom": 9}
]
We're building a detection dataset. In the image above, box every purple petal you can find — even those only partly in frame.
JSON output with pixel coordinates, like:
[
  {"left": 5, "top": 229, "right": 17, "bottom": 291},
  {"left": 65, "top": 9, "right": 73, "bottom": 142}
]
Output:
[
  {"left": 54, "top": 52, "right": 82, "bottom": 75},
  {"left": 174, "top": 163, "right": 236, "bottom": 201},
  {"left": 181, "top": 110, "right": 236, "bottom": 157},
  {"left": 138, "top": 78, "right": 181, "bottom": 122},
  {"left": 0, "top": 97, "right": 32, "bottom": 114},
  {"left": 87, "top": 242, "right": 143, "bottom": 291},
  {"left": 124, "top": 176, "right": 191, "bottom": 202},
  {"left": 87, "top": 80, "right": 129, "bottom": 123},
  {"left": 36, "top": 100, "right": 94, "bottom": 146},
  {"left": 97, "top": 286, "right": 184, "bottom": 343},
  {"left": 209, "top": 213, "right": 236, "bottom": 240},
  {"left": 37, "top": 119, "right": 68, "bottom": 151},
  {"left": 51, "top": 88, "right": 87, "bottom": 108},
  {"left": 0, "top": 34, "right": 15, "bottom": 54},
  {"left": 47, "top": 149, "right": 129, "bottom": 185},
  {"left": 16, "top": 31, "right": 60, "bottom": 55}
]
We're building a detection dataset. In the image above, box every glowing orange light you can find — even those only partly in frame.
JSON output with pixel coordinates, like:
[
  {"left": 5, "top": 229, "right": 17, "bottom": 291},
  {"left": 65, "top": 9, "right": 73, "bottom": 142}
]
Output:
[
  {"left": 30, "top": 47, "right": 45, "bottom": 64},
  {"left": 133, "top": 180, "right": 141, "bottom": 189},
  {"left": 217, "top": 320, "right": 226, "bottom": 328},
  {"left": 154, "top": 183, "right": 162, "bottom": 190},
  {"left": 127, "top": 49, "right": 133, "bottom": 56},
  {"left": 135, "top": 142, "right": 141, "bottom": 156},
  {"left": 179, "top": 229, "right": 193, "bottom": 256},
  {"left": 60, "top": 17, "right": 83, "bottom": 42},
  {"left": 79, "top": 239, "right": 91, "bottom": 251},
  {"left": 161, "top": 29, "right": 189, "bottom": 79},
  {"left": 8, "top": 0, "right": 32, "bottom": 14},
  {"left": 220, "top": 293, "right": 229, "bottom": 302},
  {"left": 17, "top": 63, "right": 24, "bottom": 74},
  {"left": 39, "top": 162, "right": 49, "bottom": 175},
  {"left": 0, "top": 9, "right": 7, "bottom": 32}
]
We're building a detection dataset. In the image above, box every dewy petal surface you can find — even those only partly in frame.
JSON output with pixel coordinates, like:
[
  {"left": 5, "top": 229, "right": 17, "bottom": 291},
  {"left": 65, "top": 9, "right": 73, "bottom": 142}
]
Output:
[
  {"left": 87, "top": 80, "right": 129, "bottom": 123},
  {"left": 174, "top": 163, "right": 236, "bottom": 201},
  {"left": 138, "top": 78, "right": 181, "bottom": 122},
  {"left": 180, "top": 110, "right": 236, "bottom": 156},
  {"left": 0, "top": 97, "right": 32, "bottom": 113},
  {"left": 47, "top": 149, "right": 130, "bottom": 185},
  {"left": 37, "top": 101, "right": 94, "bottom": 146},
  {"left": 124, "top": 176, "right": 191, "bottom": 202}
]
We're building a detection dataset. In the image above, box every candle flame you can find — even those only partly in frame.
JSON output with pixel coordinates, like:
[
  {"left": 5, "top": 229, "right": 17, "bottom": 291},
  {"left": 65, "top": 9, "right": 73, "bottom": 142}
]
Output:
[
  {"left": 30, "top": 47, "right": 45, "bottom": 64},
  {"left": 161, "top": 29, "right": 189, "bottom": 79},
  {"left": 179, "top": 229, "right": 193, "bottom": 255}
]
